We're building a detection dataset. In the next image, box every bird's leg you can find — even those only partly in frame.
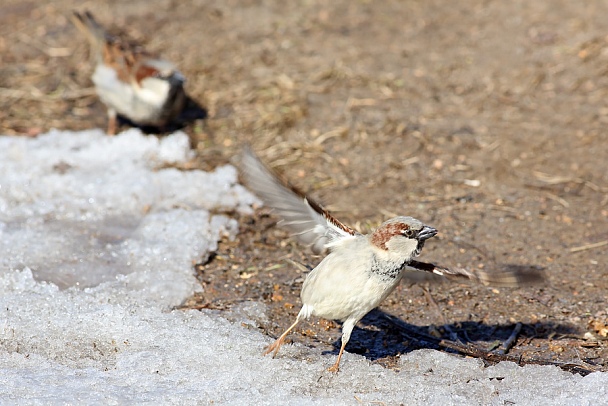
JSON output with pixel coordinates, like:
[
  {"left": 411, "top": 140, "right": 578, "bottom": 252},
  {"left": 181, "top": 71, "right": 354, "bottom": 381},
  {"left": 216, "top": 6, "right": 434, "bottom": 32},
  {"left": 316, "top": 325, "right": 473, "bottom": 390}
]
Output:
[
  {"left": 327, "top": 318, "right": 357, "bottom": 373},
  {"left": 106, "top": 108, "right": 117, "bottom": 135},
  {"left": 327, "top": 340, "right": 347, "bottom": 373},
  {"left": 263, "top": 317, "right": 301, "bottom": 358}
]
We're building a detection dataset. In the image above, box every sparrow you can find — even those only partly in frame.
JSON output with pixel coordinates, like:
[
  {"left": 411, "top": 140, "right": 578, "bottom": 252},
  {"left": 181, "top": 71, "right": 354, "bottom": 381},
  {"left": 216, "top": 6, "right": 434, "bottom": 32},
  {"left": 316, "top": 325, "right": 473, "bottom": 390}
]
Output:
[
  {"left": 70, "top": 11, "right": 186, "bottom": 135},
  {"left": 241, "top": 148, "right": 543, "bottom": 372}
]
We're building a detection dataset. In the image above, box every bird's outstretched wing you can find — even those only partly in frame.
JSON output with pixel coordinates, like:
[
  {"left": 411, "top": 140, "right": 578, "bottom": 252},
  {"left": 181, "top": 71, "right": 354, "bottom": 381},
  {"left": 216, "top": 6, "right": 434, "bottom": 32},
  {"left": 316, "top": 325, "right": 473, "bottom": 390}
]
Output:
[
  {"left": 71, "top": 11, "right": 107, "bottom": 46},
  {"left": 407, "top": 260, "right": 544, "bottom": 287},
  {"left": 71, "top": 11, "right": 156, "bottom": 80},
  {"left": 240, "top": 147, "right": 359, "bottom": 254}
]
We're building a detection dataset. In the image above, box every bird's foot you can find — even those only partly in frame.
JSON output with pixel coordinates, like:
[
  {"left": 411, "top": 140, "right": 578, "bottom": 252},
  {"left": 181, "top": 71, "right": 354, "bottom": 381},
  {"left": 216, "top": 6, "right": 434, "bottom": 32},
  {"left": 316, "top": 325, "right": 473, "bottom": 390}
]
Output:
[{"left": 263, "top": 338, "right": 283, "bottom": 358}]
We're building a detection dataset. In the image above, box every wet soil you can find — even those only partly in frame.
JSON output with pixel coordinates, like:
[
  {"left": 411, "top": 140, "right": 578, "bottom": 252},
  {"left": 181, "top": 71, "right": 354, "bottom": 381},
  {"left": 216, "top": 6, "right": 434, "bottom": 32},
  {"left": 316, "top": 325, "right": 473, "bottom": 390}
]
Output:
[{"left": 2, "top": 0, "right": 607, "bottom": 374}]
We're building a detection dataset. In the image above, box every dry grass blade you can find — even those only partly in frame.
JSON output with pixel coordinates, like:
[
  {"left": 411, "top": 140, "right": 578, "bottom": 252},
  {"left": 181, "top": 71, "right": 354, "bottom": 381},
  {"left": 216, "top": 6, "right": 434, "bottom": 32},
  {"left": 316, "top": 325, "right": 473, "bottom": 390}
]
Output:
[
  {"left": 569, "top": 240, "right": 608, "bottom": 253},
  {"left": 533, "top": 171, "right": 576, "bottom": 185},
  {"left": 312, "top": 127, "right": 348, "bottom": 145},
  {"left": 533, "top": 171, "right": 608, "bottom": 193},
  {"left": 0, "top": 87, "right": 96, "bottom": 101}
]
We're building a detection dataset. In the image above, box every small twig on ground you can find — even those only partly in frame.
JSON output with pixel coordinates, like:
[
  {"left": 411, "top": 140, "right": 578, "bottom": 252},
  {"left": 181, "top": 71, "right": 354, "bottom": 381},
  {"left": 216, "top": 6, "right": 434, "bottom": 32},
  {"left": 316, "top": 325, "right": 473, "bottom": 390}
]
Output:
[
  {"left": 174, "top": 298, "right": 249, "bottom": 311},
  {"left": 496, "top": 322, "right": 522, "bottom": 355},
  {"left": 569, "top": 240, "right": 608, "bottom": 253},
  {"left": 382, "top": 312, "right": 600, "bottom": 376},
  {"left": 175, "top": 302, "right": 214, "bottom": 310},
  {"left": 438, "top": 339, "right": 598, "bottom": 376}
]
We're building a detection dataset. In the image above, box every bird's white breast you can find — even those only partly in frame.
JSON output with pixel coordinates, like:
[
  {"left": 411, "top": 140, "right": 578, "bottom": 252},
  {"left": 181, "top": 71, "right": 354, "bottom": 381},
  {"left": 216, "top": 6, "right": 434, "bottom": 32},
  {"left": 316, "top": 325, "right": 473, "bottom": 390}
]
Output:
[
  {"left": 92, "top": 65, "right": 173, "bottom": 124},
  {"left": 300, "top": 238, "right": 404, "bottom": 322}
]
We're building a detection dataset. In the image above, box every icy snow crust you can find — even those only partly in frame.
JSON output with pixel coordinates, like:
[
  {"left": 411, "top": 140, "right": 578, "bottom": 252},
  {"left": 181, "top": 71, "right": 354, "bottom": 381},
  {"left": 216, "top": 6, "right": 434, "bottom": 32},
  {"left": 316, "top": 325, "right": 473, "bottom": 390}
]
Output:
[{"left": 0, "top": 129, "right": 605, "bottom": 405}]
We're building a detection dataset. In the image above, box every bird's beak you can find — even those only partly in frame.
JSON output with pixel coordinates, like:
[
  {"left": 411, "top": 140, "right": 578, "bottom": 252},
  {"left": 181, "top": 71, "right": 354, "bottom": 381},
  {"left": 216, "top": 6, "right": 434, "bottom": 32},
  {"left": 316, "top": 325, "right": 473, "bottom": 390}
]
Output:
[{"left": 417, "top": 226, "right": 438, "bottom": 241}]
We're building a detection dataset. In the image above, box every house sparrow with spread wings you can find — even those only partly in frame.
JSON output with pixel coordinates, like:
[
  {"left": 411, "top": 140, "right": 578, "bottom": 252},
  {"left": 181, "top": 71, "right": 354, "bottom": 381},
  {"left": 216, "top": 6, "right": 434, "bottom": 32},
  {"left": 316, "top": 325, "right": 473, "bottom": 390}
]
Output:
[
  {"left": 241, "top": 148, "right": 542, "bottom": 372},
  {"left": 71, "top": 11, "right": 186, "bottom": 135}
]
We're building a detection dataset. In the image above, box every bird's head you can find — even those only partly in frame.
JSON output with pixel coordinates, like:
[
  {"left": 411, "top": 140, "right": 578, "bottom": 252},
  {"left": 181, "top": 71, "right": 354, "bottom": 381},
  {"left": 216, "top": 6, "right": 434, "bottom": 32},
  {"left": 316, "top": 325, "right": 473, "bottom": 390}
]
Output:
[{"left": 370, "top": 216, "right": 437, "bottom": 262}]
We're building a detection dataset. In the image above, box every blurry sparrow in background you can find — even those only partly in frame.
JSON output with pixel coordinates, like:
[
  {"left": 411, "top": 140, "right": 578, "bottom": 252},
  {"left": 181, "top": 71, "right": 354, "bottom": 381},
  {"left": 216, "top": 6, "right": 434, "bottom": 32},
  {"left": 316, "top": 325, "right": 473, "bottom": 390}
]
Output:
[{"left": 71, "top": 11, "right": 186, "bottom": 135}]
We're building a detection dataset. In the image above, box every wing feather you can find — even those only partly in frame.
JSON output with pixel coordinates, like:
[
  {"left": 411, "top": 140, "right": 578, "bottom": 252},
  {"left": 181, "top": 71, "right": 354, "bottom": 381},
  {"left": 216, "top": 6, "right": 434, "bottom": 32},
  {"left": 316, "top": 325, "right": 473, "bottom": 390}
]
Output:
[
  {"left": 240, "top": 147, "right": 358, "bottom": 254},
  {"left": 407, "top": 260, "right": 543, "bottom": 287}
]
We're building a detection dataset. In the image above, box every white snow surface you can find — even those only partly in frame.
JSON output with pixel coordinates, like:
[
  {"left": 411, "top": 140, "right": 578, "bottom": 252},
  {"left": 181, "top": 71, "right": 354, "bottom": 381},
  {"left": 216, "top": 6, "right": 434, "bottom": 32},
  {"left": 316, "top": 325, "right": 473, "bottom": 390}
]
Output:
[{"left": 0, "top": 129, "right": 606, "bottom": 405}]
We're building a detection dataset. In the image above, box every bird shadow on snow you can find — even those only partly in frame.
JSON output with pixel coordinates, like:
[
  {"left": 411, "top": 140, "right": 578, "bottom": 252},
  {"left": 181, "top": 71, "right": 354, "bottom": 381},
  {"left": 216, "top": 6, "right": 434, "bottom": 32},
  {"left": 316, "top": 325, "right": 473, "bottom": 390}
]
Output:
[{"left": 321, "top": 308, "right": 580, "bottom": 363}]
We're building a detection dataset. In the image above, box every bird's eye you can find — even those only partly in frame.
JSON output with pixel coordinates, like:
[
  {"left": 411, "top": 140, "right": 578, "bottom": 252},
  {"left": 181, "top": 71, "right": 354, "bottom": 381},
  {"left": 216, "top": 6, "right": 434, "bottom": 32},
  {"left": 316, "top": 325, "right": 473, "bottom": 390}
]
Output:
[{"left": 403, "top": 229, "right": 415, "bottom": 238}]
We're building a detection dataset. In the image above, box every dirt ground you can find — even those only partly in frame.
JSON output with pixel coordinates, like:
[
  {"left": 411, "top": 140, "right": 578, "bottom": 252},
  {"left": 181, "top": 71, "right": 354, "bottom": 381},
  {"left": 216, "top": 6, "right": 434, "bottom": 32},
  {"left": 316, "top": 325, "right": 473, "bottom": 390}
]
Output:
[{"left": 2, "top": 0, "right": 607, "bottom": 374}]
